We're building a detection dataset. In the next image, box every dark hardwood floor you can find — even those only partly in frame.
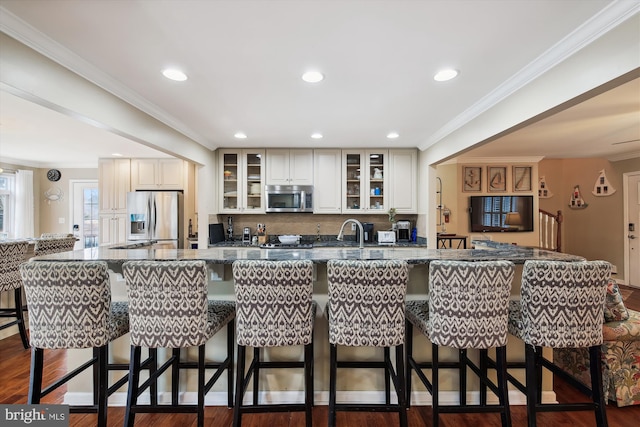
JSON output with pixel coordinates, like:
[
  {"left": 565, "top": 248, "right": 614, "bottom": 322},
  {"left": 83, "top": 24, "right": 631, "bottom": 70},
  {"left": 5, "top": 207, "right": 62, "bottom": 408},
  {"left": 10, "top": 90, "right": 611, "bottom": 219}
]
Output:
[{"left": 1, "top": 285, "right": 639, "bottom": 426}]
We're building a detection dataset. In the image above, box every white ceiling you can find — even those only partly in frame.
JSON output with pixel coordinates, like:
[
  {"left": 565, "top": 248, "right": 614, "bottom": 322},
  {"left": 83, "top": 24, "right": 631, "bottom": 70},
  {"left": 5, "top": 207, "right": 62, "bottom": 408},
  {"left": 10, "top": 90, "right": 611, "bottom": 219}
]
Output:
[
  {"left": 463, "top": 76, "right": 640, "bottom": 159},
  {"left": 0, "top": 0, "right": 639, "bottom": 168},
  {"left": 0, "top": 91, "right": 171, "bottom": 168}
]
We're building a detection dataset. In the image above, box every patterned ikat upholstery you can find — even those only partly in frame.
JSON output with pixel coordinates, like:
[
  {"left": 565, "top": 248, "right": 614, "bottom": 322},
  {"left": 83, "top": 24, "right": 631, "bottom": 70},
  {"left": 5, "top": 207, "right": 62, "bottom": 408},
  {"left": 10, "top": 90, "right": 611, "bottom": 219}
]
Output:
[
  {"left": 40, "top": 233, "right": 74, "bottom": 238},
  {"left": 122, "top": 260, "right": 235, "bottom": 349},
  {"left": 34, "top": 237, "right": 76, "bottom": 256},
  {"left": 233, "top": 260, "right": 316, "bottom": 347},
  {"left": 20, "top": 261, "right": 129, "bottom": 349},
  {"left": 0, "top": 241, "right": 28, "bottom": 293},
  {"left": 327, "top": 259, "right": 409, "bottom": 347},
  {"left": 508, "top": 260, "right": 611, "bottom": 348},
  {"left": 420, "top": 260, "right": 515, "bottom": 349}
]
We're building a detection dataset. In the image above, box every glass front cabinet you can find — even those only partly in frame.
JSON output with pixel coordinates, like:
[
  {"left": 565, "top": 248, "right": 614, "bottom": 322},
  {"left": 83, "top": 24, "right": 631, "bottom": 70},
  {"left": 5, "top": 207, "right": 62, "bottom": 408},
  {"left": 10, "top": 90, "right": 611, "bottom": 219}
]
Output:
[
  {"left": 342, "top": 150, "right": 388, "bottom": 214},
  {"left": 219, "top": 149, "right": 265, "bottom": 214}
]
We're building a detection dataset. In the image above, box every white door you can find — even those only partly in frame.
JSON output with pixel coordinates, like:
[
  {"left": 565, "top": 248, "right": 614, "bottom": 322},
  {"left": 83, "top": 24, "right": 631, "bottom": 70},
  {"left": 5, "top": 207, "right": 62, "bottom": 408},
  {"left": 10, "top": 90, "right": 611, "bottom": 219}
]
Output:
[
  {"left": 71, "top": 180, "right": 99, "bottom": 249},
  {"left": 625, "top": 172, "right": 640, "bottom": 288}
]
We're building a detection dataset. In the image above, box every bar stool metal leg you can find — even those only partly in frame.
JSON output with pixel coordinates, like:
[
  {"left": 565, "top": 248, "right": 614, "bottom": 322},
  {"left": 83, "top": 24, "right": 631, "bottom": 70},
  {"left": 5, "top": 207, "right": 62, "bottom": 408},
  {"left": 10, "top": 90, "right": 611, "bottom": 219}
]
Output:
[
  {"left": 125, "top": 346, "right": 141, "bottom": 427},
  {"left": 14, "top": 288, "right": 29, "bottom": 349},
  {"left": 233, "top": 345, "right": 247, "bottom": 427},
  {"left": 589, "top": 345, "right": 608, "bottom": 427}
]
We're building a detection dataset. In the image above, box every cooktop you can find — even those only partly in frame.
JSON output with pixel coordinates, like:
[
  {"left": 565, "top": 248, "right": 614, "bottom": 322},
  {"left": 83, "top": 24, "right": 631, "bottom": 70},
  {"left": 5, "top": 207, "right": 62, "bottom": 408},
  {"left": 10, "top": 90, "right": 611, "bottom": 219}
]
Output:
[{"left": 260, "top": 243, "right": 313, "bottom": 249}]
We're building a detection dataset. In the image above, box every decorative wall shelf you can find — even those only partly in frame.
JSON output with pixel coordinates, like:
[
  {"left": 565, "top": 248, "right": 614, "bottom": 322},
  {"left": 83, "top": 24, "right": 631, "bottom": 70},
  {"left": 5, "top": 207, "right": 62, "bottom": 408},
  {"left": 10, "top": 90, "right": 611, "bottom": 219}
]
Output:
[
  {"left": 592, "top": 169, "right": 616, "bottom": 196},
  {"left": 569, "top": 185, "right": 587, "bottom": 209},
  {"left": 538, "top": 175, "right": 553, "bottom": 198}
]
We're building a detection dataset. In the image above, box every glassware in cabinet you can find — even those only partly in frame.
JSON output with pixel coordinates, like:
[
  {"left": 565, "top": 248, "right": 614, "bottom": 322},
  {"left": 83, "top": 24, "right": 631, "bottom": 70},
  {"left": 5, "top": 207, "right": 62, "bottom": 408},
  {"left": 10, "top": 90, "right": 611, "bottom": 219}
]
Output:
[
  {"left": 344, "top": 152, "right": 363, "bottom": 211},
  {"left": 222, "top": 152, "right": 239, "bottom": 210},
  {"left": 244, "top": 152, "right": 264, "bottom": 212},
  {"left": 367, "top": 151, "right": 386, "bottom": 211}
]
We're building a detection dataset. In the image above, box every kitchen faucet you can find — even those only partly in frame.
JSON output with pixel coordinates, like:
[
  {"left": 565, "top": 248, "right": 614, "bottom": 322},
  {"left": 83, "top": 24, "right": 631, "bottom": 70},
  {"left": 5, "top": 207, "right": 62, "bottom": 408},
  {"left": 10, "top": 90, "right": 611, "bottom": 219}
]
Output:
[{"left": 337, "top": 219, "right": 364, "bottom": 249}]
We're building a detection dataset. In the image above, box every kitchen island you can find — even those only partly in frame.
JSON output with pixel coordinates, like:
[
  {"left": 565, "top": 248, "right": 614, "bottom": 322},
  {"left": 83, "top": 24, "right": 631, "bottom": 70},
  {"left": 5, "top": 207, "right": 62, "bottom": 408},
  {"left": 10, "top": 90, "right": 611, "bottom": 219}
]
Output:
[
  {"left": 34, "top": 242, "right": 582, "bottom": 265},
  {"left": 31, "top": 244, "right": 584, "bottom": 408}
]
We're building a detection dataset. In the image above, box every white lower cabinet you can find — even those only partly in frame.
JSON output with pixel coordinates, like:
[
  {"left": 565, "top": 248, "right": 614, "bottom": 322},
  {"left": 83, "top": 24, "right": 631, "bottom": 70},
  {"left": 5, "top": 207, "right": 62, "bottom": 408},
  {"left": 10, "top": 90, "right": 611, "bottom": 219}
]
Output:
[{"left": 99, "top": 214, "right": 127, "bottom": 246}]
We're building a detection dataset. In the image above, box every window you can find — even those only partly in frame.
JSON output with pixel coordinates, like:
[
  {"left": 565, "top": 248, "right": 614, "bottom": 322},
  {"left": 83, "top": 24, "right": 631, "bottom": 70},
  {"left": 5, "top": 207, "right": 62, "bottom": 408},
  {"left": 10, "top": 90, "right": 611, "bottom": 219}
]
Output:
[
  {"left": 71, "top": 180, "right": 99, "bottom": 249},
  {"left": 0, "top": 174, "right": 15, "bottom": 239},
  {"left": 482, "top": 196, "right": 514, "bottom": 228},
  {"left": 82, "top": 187, "right": 99, "bottom": 248}
]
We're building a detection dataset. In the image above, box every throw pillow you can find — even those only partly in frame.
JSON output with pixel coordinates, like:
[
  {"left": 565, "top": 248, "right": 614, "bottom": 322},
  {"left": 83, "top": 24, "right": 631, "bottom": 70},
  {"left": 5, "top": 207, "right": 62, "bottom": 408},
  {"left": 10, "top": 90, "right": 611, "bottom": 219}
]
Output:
[{"left": 604, "top": 279, "right": 630, "bottom": 322}]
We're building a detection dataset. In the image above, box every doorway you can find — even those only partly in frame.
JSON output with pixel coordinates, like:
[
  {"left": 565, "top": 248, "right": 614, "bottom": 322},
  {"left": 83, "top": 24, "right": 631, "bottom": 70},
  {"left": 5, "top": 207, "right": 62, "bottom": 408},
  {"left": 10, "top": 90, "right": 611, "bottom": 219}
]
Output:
[
  {"left": 623, "top": 171, "right": 640, "bottom": 288},
  {"left": 70, "top": 180, "right": 99, "bottom": 250}
]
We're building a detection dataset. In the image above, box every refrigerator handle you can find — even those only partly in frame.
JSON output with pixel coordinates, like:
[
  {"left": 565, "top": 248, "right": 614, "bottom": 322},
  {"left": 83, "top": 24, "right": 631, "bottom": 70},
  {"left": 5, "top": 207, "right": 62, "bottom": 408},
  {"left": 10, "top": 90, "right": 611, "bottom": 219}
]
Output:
[
  {"left": 147, "top": 196, "right": 153, "bottom": 239},
  {"left": 153, "top": 198, "right": 157, "bottom": 236},
  {"left": 149, "top": 197, "right": 156, "bottom": 239}
]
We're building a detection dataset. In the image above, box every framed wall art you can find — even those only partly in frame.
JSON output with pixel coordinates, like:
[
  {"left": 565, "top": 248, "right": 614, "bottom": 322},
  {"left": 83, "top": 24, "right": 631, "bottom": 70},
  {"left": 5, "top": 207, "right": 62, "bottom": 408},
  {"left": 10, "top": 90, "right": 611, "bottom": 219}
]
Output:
[
  {"left": 513, "top": 166, "right": 532, "bottom": 192},
  {"left": 488, "top": 166, "right": 507, "bottom": 192},
  {"left": 462, "top": 166, "right": 482, "bottom": 192}
]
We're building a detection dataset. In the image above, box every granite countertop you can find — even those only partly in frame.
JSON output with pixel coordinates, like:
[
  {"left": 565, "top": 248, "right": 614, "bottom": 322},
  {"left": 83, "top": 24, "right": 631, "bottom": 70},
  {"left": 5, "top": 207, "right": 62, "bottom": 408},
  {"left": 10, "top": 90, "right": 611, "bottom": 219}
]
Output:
[
  {"left": 32, "top": 244, "right": 584, "bottom": 265},
  {"left": 109, "top": 240, "right": 157, "bottom": 249},
  {"left": 208, "top": 240, "right": 426, "bottom": 249}
]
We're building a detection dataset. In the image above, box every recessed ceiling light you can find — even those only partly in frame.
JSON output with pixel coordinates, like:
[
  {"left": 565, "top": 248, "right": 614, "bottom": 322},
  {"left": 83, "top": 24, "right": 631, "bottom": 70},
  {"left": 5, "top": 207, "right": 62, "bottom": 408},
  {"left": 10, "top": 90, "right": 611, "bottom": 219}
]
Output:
[
  {"left": 234, "top": 132, "right": 247, "bottom": 139},
  {"left": 311, "top": 133, "right": 323, "bottom": 139},
  {"left": 111, "top": 153, "right": 123, "bottom": 157},
  {"left": 162, "top": 68, "right": 188, "bottom": 81},
  {"left": 434, "top": 68, "right": 458, "bottom": 82},
  {"left": 387, "top": 132, "right": 399, "bottom": 139},
  {"left": 302, "top": 71, "right": 324, "bottom": 83}
]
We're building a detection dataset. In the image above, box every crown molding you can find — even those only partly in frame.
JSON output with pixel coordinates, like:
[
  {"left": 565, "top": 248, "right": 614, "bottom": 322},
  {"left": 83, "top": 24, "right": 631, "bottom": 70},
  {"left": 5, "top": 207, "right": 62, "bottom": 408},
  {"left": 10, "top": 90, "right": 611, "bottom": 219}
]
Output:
[
  {"left": 0, "top": 156, "right": 96, "bottom": 169},
  {"left": 419, "top": 1, "right": 640, "bottom": 151},
  {"left": 0, "top": 7, "right": 210, "bottom": 149},
  {"left": 454, "top": 156, "right": 545, "bottom": 164},
  {"left": 607, "top": 151, "right": 640, "bottom": 162}
]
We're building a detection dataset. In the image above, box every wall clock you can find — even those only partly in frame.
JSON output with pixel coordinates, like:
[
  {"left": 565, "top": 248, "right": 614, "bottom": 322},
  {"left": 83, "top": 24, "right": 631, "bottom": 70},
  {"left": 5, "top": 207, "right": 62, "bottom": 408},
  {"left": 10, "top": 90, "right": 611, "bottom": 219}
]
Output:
[{"left": 47, "top": 169, "right": 61, "bottom": 182}]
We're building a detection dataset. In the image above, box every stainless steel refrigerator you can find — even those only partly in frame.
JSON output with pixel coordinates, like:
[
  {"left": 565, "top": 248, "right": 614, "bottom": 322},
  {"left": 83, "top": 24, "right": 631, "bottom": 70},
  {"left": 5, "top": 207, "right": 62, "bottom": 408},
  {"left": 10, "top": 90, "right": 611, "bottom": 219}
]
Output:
[{"left": 127, "top": 191, "right": 184, "bottom": 249}]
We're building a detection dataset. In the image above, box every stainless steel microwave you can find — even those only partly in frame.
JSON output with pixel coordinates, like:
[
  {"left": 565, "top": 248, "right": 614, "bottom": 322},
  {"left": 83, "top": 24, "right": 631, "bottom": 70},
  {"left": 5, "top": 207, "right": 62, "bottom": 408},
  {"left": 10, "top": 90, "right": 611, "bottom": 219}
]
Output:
[{"left": 265, "top": 185, "right": 313, "bottom": 213}]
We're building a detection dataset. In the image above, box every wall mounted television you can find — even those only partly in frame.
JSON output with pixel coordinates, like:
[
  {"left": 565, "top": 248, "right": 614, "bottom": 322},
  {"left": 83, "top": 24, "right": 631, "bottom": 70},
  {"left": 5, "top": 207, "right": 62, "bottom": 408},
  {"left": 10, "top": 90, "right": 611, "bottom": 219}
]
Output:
[{"left": 469, "top": 195, "right": 534, "bottom": 232}]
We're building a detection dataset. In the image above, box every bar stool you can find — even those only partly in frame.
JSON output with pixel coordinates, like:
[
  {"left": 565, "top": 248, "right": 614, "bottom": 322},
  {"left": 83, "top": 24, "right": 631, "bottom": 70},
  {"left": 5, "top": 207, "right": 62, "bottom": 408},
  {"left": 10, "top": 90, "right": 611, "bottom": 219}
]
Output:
[
  {"left": 405, "top": 260, "right": 515, "bottom": 427},
  {"left": 232, "top": 260, "right": 316, "bottom": 427},
  {"left": 0, "top": 240, "right": 30, "bottom": 349},
  {"left": 34, "top": 236, "right": 77, "bottom": 256},
  {"left": 326, "top": 259, "right": 409, "bottom": 427},
  {"left": 121, "top": 260, "right": 235, "bottom": 427},
  {"left": 19, "top": 261, "right": 130, "bottom": 427},
  {"left": 505, "top": 260, "right": 611, "bottom": 427}
]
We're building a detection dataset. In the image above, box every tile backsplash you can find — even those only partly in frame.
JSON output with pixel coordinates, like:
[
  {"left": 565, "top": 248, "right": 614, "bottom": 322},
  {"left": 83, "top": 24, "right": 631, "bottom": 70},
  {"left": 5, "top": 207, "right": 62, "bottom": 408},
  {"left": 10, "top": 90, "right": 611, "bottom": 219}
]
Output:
[{"left": 210, "top": 213, "right": 418, "bottom": 240}]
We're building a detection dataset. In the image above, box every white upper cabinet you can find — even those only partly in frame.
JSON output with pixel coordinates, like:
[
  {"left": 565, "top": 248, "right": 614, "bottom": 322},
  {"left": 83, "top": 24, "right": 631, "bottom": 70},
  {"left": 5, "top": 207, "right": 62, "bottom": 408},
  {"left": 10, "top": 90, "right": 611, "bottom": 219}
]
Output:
[
  {"left": 216, "top": 148, "right": 416, "bottom": 215},
  {"left": 131, "top": 158, "right": 184, "bottom": 190},
  {"left": 266, "top": 149, "right": 313, "bottom": 185},
  {"left": 313, "top": 149, "right": 342, "bottom": 214},
  {"left": 98, "top": 158, "right": 130, "bottom": 213},
  {"left": 98, "top": 158, "right": 130, "bottom": 245},
  {"left": 342, "top": 150, "right": 388, "bottom": 214},
  {"left": 387, "top": 149, "right": 417, "bottom": 214},
  {"left": 219, "top": 149, "right": 265, "bottom": 214}
]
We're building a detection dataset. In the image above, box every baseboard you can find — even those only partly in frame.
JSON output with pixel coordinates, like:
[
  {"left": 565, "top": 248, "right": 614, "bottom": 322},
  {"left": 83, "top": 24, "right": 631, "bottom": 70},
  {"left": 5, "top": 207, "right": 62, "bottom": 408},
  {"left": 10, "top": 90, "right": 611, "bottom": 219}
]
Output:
[{"left": 65, "top": 389, "right": 556, "bottom": 407}]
